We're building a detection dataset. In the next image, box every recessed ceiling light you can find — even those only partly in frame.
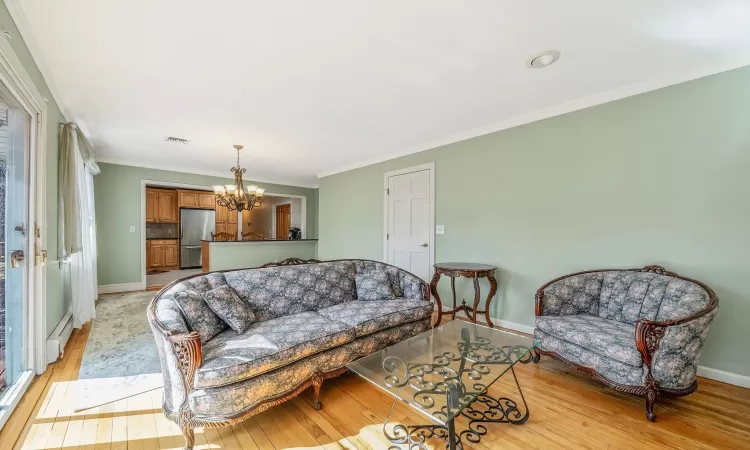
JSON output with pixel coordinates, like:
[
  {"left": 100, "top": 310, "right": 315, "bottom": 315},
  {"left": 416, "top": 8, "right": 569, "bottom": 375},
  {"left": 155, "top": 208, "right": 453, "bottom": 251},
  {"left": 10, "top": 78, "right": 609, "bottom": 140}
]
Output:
[{"left": 527, "top": 50, "right": 560, "bottom": 69}]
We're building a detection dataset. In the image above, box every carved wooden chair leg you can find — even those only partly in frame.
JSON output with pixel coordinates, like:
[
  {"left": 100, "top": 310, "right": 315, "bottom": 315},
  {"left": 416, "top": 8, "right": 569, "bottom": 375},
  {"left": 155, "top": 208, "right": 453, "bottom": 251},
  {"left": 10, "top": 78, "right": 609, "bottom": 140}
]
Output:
[
  {"left": 181, "top": 425, "right": 195, "bottom": 450},
  {"left": 645, "top": 388, "right": 659, "bottom": 422},
  {"left": 312, "top": 374, "right": 324, "bottom": 410}
]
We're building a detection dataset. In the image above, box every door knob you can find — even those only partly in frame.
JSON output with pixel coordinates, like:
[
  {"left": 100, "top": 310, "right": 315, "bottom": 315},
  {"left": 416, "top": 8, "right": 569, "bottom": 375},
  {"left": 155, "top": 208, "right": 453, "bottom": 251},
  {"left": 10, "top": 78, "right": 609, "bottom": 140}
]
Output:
[
  {"left": 10, "top": 250, "right": 25, "bottom": 268},
  {"left": 420, "top": 243, "right": 429, "bottom": 247}
]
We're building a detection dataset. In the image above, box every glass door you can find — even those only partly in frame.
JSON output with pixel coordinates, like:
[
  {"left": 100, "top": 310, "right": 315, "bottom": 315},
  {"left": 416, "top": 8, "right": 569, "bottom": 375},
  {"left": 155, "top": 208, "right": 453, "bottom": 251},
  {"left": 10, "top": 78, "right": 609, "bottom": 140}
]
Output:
[{"left": 0, "top": 84, "right": 30, "bottom": 395}]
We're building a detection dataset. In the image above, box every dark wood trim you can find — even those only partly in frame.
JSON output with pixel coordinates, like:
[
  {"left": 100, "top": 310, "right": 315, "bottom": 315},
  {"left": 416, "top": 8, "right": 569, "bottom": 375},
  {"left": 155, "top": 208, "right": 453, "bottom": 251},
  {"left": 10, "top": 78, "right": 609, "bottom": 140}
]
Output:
[
  {"left": 534, "top": 265, "right": 717, "bottom": 421},
  {"left": 151, "top": 258, "right": 429, "bottom": 316},
  {"left": 147, "top": 257, "right": 431, "bottom": 449},
  {"left": 260, "top": 257, "right": 321, "bottom": 267},
  {"left": 202, "top": 238, "right": 319, "bottom": 243},
  {"left": 164, "top": 367, "right": 349, "bottom": 449},
  {"left": 535, "top": 349, "right": 698, "bottom": 398},
  {"left": 150, "top": 257, "right": 430, "bottom": 338},
  {"left": 535, "top": 265, "right": 718, "bottom": 326}
]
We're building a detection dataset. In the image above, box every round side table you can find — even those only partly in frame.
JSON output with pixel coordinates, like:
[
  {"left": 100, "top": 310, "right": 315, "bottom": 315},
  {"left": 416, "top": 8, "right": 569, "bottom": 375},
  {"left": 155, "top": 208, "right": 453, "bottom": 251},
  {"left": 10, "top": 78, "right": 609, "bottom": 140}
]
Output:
[{"left": 429, "top": 262, "right": 497, "bottom": 327}]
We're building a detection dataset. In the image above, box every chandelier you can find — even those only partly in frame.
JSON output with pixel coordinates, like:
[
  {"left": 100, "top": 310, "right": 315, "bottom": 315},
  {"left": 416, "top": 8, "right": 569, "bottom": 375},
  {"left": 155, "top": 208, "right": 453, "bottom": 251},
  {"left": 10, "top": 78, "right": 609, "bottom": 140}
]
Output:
[{"left": 213, "top": 145, "right": 265, "bottom": 212}]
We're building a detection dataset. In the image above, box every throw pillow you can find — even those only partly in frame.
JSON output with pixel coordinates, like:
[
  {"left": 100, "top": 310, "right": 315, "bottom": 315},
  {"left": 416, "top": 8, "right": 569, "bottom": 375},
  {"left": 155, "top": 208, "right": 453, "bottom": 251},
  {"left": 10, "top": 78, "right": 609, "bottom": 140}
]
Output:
[
  {"left": 355, "top": 270, "right": 396, "bottom": 301},
  {"left": 202, "top": 285, "right": 256, "bottom": 333},
  {"left": 172, "top": 289, "right": 227, "bottom": 343}
]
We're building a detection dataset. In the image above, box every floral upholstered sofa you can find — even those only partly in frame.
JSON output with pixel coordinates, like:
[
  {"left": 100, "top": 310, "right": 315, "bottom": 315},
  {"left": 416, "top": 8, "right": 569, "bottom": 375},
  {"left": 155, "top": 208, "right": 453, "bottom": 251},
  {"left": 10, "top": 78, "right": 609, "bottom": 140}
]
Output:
[
  {"left": 147, "top": 258, "right": 431, "bottom": 449},
  {"left": 534, "top": 265, "right": 718, "bottom": 421}
]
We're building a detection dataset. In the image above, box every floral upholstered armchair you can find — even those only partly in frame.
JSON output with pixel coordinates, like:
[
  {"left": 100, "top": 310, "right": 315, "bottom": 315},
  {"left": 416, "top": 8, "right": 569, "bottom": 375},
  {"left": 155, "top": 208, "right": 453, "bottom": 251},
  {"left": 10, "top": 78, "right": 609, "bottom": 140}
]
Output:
[{"left": 533, "top": 265, "right": 718, "bottom": 421}]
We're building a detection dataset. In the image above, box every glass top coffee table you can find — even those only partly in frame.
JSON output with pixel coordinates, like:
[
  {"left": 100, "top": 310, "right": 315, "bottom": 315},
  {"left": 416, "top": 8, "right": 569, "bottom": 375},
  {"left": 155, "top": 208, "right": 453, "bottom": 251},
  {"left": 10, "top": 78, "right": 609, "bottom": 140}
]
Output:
[{"left": 348, "top": 320, "right": 535, "bottom": 450}]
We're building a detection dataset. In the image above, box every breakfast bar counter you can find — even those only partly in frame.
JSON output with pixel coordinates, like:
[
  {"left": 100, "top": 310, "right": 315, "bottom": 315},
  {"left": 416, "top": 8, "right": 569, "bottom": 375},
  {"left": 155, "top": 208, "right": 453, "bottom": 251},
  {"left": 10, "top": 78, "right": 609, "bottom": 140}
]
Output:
[{"left": 201, "top": 239, "right": 318, "bottom": 272}]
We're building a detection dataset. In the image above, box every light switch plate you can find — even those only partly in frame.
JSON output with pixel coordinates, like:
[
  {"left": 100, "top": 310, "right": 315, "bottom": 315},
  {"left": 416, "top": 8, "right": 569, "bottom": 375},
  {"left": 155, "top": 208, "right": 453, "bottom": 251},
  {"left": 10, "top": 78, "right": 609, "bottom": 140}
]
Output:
[
  {"left": 436, "top": 225, "right": 445, "bottom": 235},
  {"left": 129, "top": 226, "right": 136, "bottom": 233}
]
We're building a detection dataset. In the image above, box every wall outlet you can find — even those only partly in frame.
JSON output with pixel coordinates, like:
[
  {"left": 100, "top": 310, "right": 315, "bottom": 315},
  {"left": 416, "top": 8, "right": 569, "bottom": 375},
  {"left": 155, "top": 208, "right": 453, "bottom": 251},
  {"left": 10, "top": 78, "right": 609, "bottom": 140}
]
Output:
[
  {"left": 436, "top": 225, "right": 445, "bottom": 235},
  {"left": 129, "top": 226, "right": 136, "bottom": 233}
]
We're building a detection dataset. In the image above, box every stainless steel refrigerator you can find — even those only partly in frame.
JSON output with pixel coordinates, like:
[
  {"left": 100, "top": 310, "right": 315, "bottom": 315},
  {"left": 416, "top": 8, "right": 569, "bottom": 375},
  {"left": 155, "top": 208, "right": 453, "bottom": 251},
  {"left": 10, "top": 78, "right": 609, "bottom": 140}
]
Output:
[{"left": 180, "top": 208, "right": 215, "bottom": 269}]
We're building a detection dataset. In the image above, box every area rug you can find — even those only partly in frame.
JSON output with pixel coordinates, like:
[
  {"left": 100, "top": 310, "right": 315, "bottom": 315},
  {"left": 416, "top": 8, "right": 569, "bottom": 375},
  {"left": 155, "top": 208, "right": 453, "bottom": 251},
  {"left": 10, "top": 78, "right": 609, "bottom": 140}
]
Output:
[{"left": 73, "top": 291, "right": 163, "bottom": 412}]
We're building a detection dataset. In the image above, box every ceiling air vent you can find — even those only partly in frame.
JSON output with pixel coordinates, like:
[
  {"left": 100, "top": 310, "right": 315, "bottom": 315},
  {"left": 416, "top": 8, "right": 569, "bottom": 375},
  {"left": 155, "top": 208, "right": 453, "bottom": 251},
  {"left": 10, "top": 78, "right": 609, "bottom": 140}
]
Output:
[{"left": 164, "top": 136, "right": 190, "bottom": 145}]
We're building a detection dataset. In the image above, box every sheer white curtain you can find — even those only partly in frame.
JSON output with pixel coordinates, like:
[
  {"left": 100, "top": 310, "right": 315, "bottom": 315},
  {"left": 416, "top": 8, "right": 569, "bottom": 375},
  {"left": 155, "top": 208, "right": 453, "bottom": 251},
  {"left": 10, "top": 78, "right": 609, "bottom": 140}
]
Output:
[{"left": 61, "top": 127, "right": 99, "bottom": 328}]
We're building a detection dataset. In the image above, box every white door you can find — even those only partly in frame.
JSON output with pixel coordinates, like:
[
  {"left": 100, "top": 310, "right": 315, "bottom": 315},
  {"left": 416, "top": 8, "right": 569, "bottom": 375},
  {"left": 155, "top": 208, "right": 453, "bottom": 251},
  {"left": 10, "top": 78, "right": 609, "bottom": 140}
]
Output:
[{"left": 386, "top": 169, "right": 431, "bottom": 281}]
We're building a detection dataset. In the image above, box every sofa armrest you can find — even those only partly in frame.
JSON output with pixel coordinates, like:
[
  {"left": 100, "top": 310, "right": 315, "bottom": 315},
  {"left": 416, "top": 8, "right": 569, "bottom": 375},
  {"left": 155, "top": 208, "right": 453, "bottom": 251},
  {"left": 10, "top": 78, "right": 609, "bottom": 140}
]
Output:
[
  {"left": 535, "top": 271, "right": 604, "bottom": 317},
  {"left": 635, "top": 301, "right": 718, "bottom": 391},
  {"left": 399, "top": 270, "right": 430, "bottom": 301},
  {"left": 148, "top": 296, "right": 203, "bottom": 414}
]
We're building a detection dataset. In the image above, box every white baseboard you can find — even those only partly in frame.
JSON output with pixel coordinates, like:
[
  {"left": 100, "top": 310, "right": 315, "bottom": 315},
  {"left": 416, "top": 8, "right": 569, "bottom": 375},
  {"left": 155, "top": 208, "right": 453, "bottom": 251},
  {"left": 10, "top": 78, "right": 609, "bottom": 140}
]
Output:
[
  {"left": 46, "top": 308, "right": 73, "bottom": 364},
  {"left": 433, "top": 304, "right": 749, "bottom": 389},
  {"left": 434, "top": 304, "right": 534, "bottom": 335},
  {"left": 98, "top": 282, "right": 144, "bottom": 294},
  {"left": 697, "top": 366, "right": 750, "bottom": 389}
]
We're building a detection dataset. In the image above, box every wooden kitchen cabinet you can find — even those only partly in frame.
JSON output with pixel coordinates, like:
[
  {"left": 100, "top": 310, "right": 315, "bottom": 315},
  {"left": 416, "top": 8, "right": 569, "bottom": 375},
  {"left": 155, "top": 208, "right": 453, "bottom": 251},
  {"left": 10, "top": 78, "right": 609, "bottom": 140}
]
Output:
[
  {"left": 149, "top": 242, "right": 165, "bottom": 267},
  {"left": 146, "top": 188, "right": 178, "bottom": 223},
  {"left": 215, "top": 201, "right": 228, "bottom": 222},
  {"left": 147, "top": 239, "right": 178, "bottom": 270},
  {"left": 179, "top": 190, "right": 199, "bottom": 208},
  {"left": 178, "top": 190, "right": 216, "bottom": 209},
  {"left": 199, "top": 193, "right": 215, "bottom": 208},
  {"left": 165, "top": 244, "right": 178, "bottom": 267},
  {"left": 157, "top": 191, "right": 178, "bottom": 223},
  {"left": 214, "top": 199, "right": 239, "bottom": 240},
  {"left": 146, "top": 190, "right": 157, "bottom": 222}
]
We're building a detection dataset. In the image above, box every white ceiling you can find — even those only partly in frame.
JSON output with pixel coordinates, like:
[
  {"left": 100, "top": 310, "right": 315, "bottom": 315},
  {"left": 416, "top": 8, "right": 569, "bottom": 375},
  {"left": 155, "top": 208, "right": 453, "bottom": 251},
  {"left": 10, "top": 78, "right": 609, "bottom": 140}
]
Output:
[{"left": 8, "top": 0, "right": 750, "bottom": 187}]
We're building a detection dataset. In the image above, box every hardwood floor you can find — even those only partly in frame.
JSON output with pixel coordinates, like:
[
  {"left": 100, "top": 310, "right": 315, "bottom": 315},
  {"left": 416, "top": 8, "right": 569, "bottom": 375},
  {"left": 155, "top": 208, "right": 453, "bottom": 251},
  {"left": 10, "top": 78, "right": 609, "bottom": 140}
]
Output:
[{"left": 3, "top": 314, "right": 750, "bottom": 449}]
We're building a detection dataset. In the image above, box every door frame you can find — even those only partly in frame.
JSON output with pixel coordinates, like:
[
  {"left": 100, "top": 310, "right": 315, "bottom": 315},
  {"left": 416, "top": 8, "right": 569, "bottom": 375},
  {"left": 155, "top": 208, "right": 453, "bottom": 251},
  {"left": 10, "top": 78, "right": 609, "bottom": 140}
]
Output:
[
  {"left": 382, "top": 162, "right": 435, "bottom": 279},
  {"left": 139, "top": 179, "right": 214, "bottom": 291},
  {"left": 267, "top": 194, "right": 307, "bottom": 239},
  {"left": 0, "top": 26, "right": 49, "bottom": 429}
]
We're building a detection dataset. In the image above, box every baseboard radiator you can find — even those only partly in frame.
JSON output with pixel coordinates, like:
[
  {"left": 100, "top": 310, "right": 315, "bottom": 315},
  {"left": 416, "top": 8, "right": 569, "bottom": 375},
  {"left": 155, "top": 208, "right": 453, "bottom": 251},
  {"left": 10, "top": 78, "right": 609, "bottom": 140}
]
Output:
[{"left": 46, "top": 309, "right": 74, "bottom": 364}]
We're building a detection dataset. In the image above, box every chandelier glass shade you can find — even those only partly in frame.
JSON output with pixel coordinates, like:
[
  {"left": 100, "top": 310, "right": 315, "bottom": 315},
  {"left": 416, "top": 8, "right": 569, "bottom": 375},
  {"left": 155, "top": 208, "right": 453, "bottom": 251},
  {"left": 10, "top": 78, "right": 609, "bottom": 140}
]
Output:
[{"left": 213, "top": 145, "right": 265, "bottom": 212}]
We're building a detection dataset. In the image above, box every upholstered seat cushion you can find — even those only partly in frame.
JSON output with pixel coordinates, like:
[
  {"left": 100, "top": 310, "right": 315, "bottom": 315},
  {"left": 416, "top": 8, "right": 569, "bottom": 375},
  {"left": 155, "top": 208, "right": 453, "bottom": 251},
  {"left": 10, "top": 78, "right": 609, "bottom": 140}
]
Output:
[
  {"left": 189, "top": 320, "right": 432, "bottom": 416},
  {"left": 317, "top": 299, "right": 433, "bottom": 337},
  {"left": 535, "top": 315, "right": 642, "bottom": 367},
  {"left": 195, "top": 311, "right": 356, "bottom": 388},
  {"left": 534, "top": 328, "right": 646, "bottom": 387}
]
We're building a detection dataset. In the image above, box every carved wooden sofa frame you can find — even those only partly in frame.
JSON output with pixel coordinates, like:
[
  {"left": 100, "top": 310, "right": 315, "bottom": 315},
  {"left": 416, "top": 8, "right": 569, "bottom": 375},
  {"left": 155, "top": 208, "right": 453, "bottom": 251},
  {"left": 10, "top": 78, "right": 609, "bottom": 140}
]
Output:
[
  {"left": 147, "top": 258, "right": 430, "bottom": 449},
  {"left": 533, "top": 265, "right": 718, "bottom": 421}
]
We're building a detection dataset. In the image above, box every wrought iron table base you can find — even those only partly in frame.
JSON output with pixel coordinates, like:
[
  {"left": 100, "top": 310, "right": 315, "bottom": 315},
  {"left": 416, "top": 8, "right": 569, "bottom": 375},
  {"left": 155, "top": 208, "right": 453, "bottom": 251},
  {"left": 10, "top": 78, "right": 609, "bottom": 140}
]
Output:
[{"left": 382, "top": 366, "right": 529, "bottom": 450}]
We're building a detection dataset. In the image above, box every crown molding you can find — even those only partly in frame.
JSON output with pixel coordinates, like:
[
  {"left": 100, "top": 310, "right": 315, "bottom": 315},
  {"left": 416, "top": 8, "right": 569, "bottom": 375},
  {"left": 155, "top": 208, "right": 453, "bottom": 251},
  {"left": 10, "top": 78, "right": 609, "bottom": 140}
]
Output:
[
  {"left": 96, "top": 157, "right": 319, "bottom": 189},
  {"left": 7, "top": 0, "right": 749, "bottom": 185},
  {"left": 317, "top": 57, "right": 750, "bottom": 179},
  {"left": 4, "top": 0, "right": 70, "bottom": 123}
]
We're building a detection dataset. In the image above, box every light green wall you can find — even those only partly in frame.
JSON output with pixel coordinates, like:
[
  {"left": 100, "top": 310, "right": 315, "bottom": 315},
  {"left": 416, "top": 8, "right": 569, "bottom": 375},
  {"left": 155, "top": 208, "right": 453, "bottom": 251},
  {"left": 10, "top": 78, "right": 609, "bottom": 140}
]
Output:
[
  {"left": 0, "top": 5, "right": 67, "bottom": 336},
  {"left": 208, "top": 241, "right": 317, "bottom": 271},
  {"left": 94, "top": 163, "right": 318, "bottom": 285},
  {"left": 319, "top": 66, "right": 750, "bottom": 376}
]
